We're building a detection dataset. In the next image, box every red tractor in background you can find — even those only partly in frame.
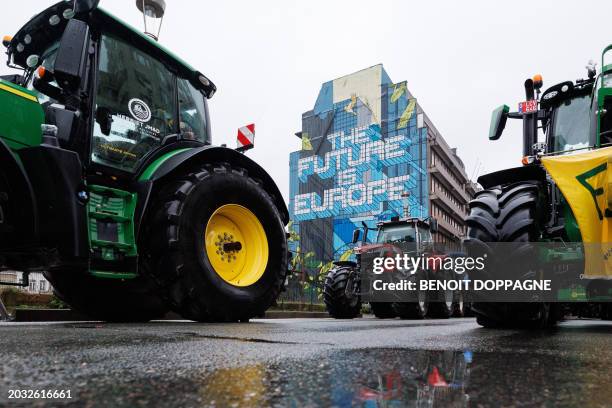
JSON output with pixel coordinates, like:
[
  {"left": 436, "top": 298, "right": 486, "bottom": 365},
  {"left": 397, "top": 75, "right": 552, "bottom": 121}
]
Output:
[{"left": 323, "top": 216, "right": 466, "bottom": 319}]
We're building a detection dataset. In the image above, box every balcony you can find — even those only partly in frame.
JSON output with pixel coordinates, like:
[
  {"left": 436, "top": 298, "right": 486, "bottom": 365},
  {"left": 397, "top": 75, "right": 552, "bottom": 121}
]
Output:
[
  {"left": 429, "top": 164, "right": 471, "bottom": 203},
  {"left": 429, "top": 188, "right": 467, "bottom": 223},
  {"left": 435, "top": 214, "right": 464, "bottom": 240},
  {"left": 429, "top": 139, "right": 468, "bottom": 182}
]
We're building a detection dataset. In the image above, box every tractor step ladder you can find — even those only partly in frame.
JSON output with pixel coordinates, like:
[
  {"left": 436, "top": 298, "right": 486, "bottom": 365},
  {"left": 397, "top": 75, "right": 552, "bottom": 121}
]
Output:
[{"left": 87, "top": 185, "right": 138, "bottom": 278}]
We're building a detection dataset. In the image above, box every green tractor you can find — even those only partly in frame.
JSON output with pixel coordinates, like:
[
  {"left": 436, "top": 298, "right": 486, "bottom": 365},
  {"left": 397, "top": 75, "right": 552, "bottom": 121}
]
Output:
[
  {"left": 0, "top": 0, "right": 288, "bottom": 322},
  {"left": 466, "top": 45, "right": 612, "bottom": 328}
]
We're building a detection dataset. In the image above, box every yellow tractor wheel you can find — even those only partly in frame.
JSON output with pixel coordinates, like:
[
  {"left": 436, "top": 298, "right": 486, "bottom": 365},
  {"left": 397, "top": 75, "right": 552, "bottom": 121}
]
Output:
[
  {"left": 204, "top": 204, "right": 269, "bottom": 287},
  {"left": 141, "top": 163, "right": 287, "bottom": 322}
]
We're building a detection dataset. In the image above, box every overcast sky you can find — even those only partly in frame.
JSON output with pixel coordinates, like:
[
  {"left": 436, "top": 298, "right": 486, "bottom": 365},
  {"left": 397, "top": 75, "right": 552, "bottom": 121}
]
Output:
[{"left": 2, "top": 1, "right": 611, "bottom": 201}]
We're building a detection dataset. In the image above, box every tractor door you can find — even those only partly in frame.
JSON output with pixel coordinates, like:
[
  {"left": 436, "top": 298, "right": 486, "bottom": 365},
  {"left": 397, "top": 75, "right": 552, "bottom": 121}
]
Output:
[
  {"left": 417, "top": 223, "right": 434, "bottom": 253},
  {"left": 90, "top": 33, "right": 179, "bottom": 175},
  {"left": 598, "top": 45, "right": 612, "bottom": 146}
]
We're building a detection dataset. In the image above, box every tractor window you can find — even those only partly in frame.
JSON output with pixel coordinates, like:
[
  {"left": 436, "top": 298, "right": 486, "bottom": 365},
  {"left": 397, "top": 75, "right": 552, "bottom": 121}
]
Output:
[
  {"left": 25, "top": 42, "right": 60, "bottom": 107},
  {"left": 92, "top": 34, "right": 177, "bottom": 172},
  {"left": 178, "top": 78, "right": 209, "bottom": 144},
  {"left": 376, "top": 225, "right": 416, "bottom": 244},
  {"left": 418, "top": 226, "right": 433, "bottom": 244},
  {"left": 551, "top": 95, "right": 591, "bottom": 153}
]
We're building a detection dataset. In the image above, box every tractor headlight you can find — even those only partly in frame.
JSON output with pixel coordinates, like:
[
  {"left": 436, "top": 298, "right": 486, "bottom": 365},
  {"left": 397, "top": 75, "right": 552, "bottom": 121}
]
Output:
[
  {"left": 26, "top": 55, "right": 39, "bottom": 68},
  {"left": 49, "top": 15, "right": 61, "bottom": 26},
  {"left": 63, "top": 9, "right": 75, "bottom": 20}
]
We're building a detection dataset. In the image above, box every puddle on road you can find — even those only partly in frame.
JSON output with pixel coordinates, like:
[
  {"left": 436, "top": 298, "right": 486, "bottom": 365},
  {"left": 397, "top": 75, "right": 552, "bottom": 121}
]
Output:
[
  {"left": 197, "top": 349, "right": 472, "bottom": 407},
  {"left": 74, "top": 347, "right": 612, "bottom": 407},
  {"left": 192, "top": 348, "right": 612, "bottom": 407}
]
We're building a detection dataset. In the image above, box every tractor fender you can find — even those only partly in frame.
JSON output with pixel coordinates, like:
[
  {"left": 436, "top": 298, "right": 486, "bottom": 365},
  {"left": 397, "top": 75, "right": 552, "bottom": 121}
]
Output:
[
  {"left": 477, "top": 165, "right": 546, "bottom": 190},
  {"left": 146, "top": 146, "right": 289, "bottom": 224},
  {"left": 0, "top": 137, "right": 38, "bottom": 248}
]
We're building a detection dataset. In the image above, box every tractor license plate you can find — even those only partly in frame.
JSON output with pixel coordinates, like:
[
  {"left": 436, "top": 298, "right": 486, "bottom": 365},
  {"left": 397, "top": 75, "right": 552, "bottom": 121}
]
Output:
[{"left": 518, "top": 100, "right": 538, "bottom": 113}]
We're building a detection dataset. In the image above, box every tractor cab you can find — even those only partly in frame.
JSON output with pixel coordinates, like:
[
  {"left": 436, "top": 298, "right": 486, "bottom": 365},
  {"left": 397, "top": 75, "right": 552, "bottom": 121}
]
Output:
[
  {"left": 541, "top": 78, "right": 595, "bottom": 154},
  {"left": 375, "top": 217, "right": 436, "bottom": 250},
  {"left": 488, "top": 44, "right": 612, "bottom": 161},
  {"left": 4, "top": 0, "right": 216, "bottom": 179},
  {"left": 351, "top": 216, "right": 438, "bottom": 255}
]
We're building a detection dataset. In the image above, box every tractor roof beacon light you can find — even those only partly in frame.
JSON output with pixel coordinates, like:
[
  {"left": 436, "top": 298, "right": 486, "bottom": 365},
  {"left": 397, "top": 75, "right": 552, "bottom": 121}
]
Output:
[
  {"left": 533, "top": 74, "right": 543, "bottom": 100},
  {"left": 2, "top": 35, "right": 12, "bottom": 48},
  {"left": 136, "top": 0, "right": 166, "bottom": 41}
]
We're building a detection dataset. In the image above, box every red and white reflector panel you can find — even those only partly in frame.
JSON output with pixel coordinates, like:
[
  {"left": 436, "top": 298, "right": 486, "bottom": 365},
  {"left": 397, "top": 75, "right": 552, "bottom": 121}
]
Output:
[{"left": 237, "top": 124, "right": 255, "bottom": 151}]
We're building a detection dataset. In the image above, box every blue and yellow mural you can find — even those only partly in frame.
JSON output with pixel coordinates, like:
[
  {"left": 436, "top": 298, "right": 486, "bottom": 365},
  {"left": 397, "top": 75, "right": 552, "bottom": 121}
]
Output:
[{"left": 289, "top": 65, "right": 429, "bottom": 265}]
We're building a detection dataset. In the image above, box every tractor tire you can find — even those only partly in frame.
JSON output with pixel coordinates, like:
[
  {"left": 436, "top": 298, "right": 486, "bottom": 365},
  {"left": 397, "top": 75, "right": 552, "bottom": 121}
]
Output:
[
  {"left": 0, "top": 174, "right": 16, "bottom": 245},
  {"left": 466, "top": 181, "right": 558, "bottom": 329},
  {"left": 463, "top": 302, "right": 474, "bottom": 317},
  {"left": 141, "top": 163, "right": 287, "bottom": 322},
  {"left": 392, "top": 279, "right": 429, "bottom": 319},
  {"left": 45, "top": 268, "right": 168, "bottom": 322},
  {"left": 371, "top": 302, "right": 396, "bottom": 318},
  {"left": 0, "top": 189, "right": 7, "bottom": 233},
  {"left": 601, "top": 303, "right": 612, "bottom": 320},
  {"left": 0, "top": 146, "right": 37, "bottom": 250},
  {"left": 392, "top": 300, "right": 428, "bottom": 319},
  {"left": 476, "top": 314, "right": 501, "bottom": 329},
  {"left": 452, "top": 292, "right": 466, "bottom": 317},
  {"left": 428, "top": 285, "right": 454, "bottom": 319},
  {"left": 323, "top": 265, "right": 361, "bottom": 319}
]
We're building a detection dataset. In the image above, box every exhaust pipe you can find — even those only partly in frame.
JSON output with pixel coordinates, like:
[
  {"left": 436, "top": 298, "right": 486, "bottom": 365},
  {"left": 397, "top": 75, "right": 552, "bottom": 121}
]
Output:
[{"left": 522, "top": 78, "right": 537, "bottom": 157}]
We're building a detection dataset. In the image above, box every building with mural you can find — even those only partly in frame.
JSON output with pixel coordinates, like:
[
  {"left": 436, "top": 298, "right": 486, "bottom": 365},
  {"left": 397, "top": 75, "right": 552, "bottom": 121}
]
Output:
[{"left": 288, "top": 65, "right": 476, "bottom": 269}]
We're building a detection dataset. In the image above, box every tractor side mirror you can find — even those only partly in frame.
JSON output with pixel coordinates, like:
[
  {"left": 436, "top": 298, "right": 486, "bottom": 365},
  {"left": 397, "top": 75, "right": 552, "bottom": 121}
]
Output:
[
  {"left": 352, "top": 229, "right": 361, "bottom": 244},
  {"left": 430, "top": 218, "right": 438, "bottom": 234},
  {"left": 489, "top": 104, "right": 509, "bottom": 140},
  {"left": 95, "top": 107, "right": 113, "bottom": 136},
  {"left": 73, "top": 0, "right": 100, "bottom": 14},
  {"left": 54, "top": 19, "right": 90, "bottom": 93}
]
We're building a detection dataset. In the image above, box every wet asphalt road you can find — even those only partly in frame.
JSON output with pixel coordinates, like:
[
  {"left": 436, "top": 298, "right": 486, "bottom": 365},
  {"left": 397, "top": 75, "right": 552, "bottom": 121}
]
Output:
[{"left": 1, "top": 317, "right": 611, "bottom": 407}]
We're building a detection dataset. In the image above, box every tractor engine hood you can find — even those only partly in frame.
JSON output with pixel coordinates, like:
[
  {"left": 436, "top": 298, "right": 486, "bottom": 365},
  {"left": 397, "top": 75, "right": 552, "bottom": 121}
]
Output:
[{"left": 355, "top": 243, "right": 404, "bottom": 255}]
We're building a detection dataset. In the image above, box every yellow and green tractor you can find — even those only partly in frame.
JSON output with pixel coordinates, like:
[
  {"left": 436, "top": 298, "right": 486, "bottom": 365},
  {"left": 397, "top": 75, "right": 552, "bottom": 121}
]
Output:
[
  {"left": 0, "top": 0, "right": 288, "bottom": 322},
  {"left": 466, "top": 45, "right": 612, "bottom": 327}
]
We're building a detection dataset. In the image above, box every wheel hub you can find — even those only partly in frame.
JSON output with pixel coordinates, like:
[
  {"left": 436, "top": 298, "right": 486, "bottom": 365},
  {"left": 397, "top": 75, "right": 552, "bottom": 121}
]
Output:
[
  {"left": 222, "top": 241, "right": 242, "bottom": 252},
  {"left": 205, "top": 204, "right": 268, "bottom": 287}
]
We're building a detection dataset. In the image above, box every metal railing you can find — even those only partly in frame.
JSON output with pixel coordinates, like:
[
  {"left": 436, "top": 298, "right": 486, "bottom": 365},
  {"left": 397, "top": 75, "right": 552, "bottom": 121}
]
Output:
[{"left": 276, "top": 274, "right": 324, "bottom": 308}]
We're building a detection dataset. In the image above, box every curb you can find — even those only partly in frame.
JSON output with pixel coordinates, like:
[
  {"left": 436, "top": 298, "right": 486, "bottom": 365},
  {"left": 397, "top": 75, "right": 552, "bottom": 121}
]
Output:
[
  {"left": 11, "top": 308, "right": 332, "bottom": 322},
  {"left": 263, "top": 311, "right": 330, "bottom": 319}
]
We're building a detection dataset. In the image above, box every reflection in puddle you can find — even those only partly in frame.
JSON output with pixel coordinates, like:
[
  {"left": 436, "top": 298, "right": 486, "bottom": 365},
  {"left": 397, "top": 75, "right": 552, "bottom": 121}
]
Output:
[
  {"left": 196, "top": 350, "right": 473, "bottom": 407},
  {"left": 352, "top": 350, "right": 471, "bottom": 407},
  {"left": 192, "top": 346, "right": 612, "bottom": 407},
  {"left": 199, "top": 365, "right": 268, "bottom": 406}
]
